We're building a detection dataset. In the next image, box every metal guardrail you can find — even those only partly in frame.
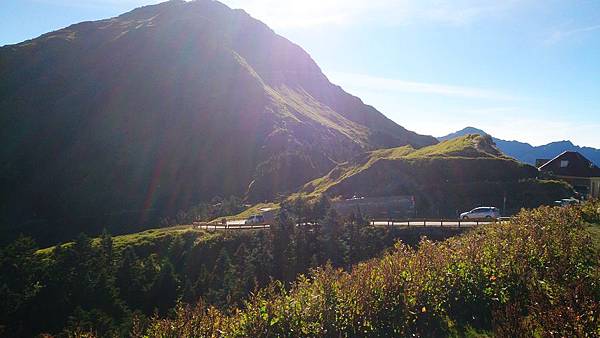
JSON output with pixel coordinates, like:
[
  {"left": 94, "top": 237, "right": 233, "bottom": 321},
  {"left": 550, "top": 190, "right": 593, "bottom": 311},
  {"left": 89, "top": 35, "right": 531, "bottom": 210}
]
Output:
[
  {"left": 369, "top": 218, "right": 507, "bottom": 228},
  {"left": 193, "top": 217, "right": 512, "bottom": 231},
  {"left": 194, "top": 221, "right": 270, "bottom": 230}
]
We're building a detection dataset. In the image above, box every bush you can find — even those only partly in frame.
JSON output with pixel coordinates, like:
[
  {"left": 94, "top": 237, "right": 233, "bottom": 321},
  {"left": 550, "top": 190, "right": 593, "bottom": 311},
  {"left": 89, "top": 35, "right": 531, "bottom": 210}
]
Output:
[
  {"left": 140, "top": 204, "right": 600, "bottom": 337},
  {"left": 581, "top": 199, "right": 600, "bottom": 223}
]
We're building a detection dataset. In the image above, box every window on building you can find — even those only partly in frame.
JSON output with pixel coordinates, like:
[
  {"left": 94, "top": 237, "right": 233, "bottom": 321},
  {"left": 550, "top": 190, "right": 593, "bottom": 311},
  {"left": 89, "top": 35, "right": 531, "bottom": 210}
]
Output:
[{"left": 560, "top": 160, "right": 569, "bottom": 168}]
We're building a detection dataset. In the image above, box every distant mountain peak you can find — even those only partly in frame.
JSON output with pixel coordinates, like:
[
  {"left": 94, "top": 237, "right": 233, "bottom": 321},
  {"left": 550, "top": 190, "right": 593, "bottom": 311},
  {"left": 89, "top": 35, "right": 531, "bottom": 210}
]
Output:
[
  {"left": 461, "top": 126, "right": 489, "bottom": 135},
  {"left": 437, "top": 126, "right": 489, "bottom": 142},
  {"left": 438, "top": 127, "right": 599, "bottom": 167},
  {"left": 546, "top": 140, "right": 575, "bottom": 147}
]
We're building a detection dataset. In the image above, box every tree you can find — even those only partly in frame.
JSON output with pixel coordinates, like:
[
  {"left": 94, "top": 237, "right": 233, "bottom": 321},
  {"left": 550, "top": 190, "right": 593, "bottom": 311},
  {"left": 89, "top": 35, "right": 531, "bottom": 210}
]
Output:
[
  {"left": 322, "top": 207, "right": 342, "bottom": 237},
  {"left": 99, "top": 229, "right": 114, "bottom": 269},
  {"left": 0, "top": 236, "right": 42, "bottom": 335},
  {"left": 291, "top": 198, "right": 310, "bottom": 224},
  {"left": 271, "top": 208, "right": 295, "bottom": 280},
  {"left": 311, "top": 195, "right": 331, "bottom": 222},
  {"left": 320, "top": 207, "right": 343, "bottom": 266},
  {"left": 182, "top": 278, "right": 197, "bottom": 304},
  {"left": 148, "top": 261, "right": 180, "bottom": 315},
  {"left": 116, "top": 247, "right": 145, "bottom": 309}
]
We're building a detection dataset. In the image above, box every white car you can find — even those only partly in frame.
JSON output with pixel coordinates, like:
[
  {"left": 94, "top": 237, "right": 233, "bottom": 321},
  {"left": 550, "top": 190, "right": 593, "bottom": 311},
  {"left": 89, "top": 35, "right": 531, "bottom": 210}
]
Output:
[
  {"left": 460, "top": 207, "right": 500, "bottom": 220},
  {"left": 244, "top": 215, "right": 265, "bottom": 225},
  {"left": 554, "top": 198, "right": 579, "bottom": 207}
]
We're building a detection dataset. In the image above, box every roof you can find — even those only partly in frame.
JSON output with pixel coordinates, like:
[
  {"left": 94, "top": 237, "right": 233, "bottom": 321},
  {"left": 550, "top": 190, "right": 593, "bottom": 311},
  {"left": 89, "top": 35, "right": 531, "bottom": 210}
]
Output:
[{"left": 538, "top": 151, "right": 600, "bottom": 178}]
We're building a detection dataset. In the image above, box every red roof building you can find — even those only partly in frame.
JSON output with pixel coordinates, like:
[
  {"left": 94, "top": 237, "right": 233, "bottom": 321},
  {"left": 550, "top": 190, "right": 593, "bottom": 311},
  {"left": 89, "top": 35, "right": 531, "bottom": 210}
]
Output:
[{"left": 538, "top": 151, "right": 600, "bottom": 199}]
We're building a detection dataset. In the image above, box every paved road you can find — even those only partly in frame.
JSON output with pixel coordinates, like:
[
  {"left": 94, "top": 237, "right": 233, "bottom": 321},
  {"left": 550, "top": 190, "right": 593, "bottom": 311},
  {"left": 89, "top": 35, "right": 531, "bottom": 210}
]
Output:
[{"left": 196, "top": 219, "right": 499, "bottom": 230}]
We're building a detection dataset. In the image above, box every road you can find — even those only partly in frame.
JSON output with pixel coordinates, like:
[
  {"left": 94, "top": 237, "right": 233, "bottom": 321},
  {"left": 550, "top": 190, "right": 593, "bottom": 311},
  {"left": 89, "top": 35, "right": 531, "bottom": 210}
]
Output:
[{"left": 195, "top": 219, "right": 501, "bottom": 230}]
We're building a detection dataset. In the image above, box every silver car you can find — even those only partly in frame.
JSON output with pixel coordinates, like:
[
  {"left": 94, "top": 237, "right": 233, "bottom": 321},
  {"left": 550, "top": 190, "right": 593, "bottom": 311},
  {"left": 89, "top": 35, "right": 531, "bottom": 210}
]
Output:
[{"left": 460, "top": 207, "right": 500, "bottom": 220}]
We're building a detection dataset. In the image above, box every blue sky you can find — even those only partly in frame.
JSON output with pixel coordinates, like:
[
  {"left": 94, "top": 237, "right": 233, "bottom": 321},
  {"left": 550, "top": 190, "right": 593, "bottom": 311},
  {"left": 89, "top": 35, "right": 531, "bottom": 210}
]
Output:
[{"left": 2, "top": 1, "right": 599, "bottom": 147}]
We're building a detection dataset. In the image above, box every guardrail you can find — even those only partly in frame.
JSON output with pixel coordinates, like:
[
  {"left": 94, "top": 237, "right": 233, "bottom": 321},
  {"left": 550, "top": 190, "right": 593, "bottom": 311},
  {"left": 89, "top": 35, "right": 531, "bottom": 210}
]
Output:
[
  {"left": 369, "top": 218, "right": 508, "bottom": 228},
  {"left": 193, "top": 217, "right": 512, "bottom": 231},
  {"left": 194, "top": 221, "right": 270, "bottom": 230}
]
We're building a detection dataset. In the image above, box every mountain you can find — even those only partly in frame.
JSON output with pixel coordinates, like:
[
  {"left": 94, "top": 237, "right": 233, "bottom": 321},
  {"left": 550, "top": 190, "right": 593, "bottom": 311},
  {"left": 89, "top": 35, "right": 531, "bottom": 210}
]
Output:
[
  {"left": 437, "top": 127, "right": 490, "bottom": 141},
  {"left": 0, "top": 0, "right": 436, "bottom": 244},
  {"left": 438, "top": 127, "right": 600, "bottom": 166},
  {"left": 299, "top": 135, "right": 572, "bottom": 216}
]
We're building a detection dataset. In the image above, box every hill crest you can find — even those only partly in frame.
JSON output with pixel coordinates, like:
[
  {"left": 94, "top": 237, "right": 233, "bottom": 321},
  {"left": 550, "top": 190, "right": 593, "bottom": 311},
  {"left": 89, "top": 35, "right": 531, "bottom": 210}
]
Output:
[
  {"left": 438, "top": 127, "right": 600, "bottom": 166},
  {"left": 299, "top": 135, "right": 570, "bottom": 216}
]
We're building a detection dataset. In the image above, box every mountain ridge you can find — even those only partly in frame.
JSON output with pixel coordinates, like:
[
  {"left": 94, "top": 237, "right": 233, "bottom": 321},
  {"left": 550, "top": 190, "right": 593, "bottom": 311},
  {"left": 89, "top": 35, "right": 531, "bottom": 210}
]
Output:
[{"left": 438, "top": 127, "right": 600, "bottom": 166}]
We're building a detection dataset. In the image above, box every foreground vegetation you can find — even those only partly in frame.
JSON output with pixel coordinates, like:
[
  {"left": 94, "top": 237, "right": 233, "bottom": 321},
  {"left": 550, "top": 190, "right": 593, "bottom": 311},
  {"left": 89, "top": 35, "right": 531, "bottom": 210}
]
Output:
[
  {"left": 2, "top": 201, "right": 598, "bottom": 337},
  {"left": 1, "top": 198, "right": 459, "bottom": 337},
  {"left": 138, "top": 202, "right": 599, "bottom": 337}
]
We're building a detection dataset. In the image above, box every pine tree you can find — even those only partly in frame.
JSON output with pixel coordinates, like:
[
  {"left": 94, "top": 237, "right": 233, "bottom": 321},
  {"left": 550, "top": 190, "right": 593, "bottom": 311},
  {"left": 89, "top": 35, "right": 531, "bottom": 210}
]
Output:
[
  {"left": 99, "top": 229, "right": 114, "bottom": 269},
  {"left": 182, "top": 278, "right": 196, "bottom": 304},
  {"left": 312, "top": 195, "right": 331, "bottom": 223},
  {"left": 272, "top": 208, "right": 295, "bottom": 280},
  {"left": 116, "top": 247, "right": 144, "bottom": 309},
  {"left": 321, "top": 207, "right": 343, "bottom": 266},
  {"left": 148, "top": 261, "right": 180, "bottom": 316},
  {"left": 291, "top": 198, "right": 310, "bottom": 224}
]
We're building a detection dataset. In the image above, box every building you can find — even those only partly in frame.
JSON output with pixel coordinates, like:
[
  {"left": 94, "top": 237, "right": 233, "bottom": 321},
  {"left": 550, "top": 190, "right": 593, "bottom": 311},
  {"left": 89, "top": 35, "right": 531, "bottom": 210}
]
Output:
[{"left": 538, "top": 151, "right": 600, "bottom": 199}]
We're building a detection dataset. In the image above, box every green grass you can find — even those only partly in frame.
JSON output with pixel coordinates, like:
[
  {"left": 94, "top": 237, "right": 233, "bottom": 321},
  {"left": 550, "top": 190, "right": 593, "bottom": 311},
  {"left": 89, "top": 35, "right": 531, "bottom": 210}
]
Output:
[
  {"left": 406, "top": 134, "right": 502, "bottom": 159},
  {"left": 298, "top": 134, "right": 512, "bottom": 198},
  {"left": 216, "top": 202, "right": 281, "bottom": 221},
  {"left": 266, "top": 85, "right": 371, "bottom": 145},
  {"left": 36, "top": 225, "right": 212, "bottom": 255},
  {"left": 37, "top": 201, "right": 284, "bottom": 256}
]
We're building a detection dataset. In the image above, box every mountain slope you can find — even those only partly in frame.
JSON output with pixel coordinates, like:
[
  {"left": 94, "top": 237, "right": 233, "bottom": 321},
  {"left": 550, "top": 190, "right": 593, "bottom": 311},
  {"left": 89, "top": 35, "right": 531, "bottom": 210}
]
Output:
[
  {"left": 439, "top": 127, "right": 600, "bottom": 166},
  {"left": 0, "top": 0, "right": 436, "bottom": 244},
  {"left": 300, "top": 135, "right": 572, "bottom": 216}
]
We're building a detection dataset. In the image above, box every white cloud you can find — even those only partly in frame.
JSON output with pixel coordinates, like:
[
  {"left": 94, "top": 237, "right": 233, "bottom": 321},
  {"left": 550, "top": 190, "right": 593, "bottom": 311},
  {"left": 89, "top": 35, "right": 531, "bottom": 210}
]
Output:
[
  {"left": 327, "top": 71, "right": 518, "bottom": 100},
  {"left": 545, "top": 24, "right": 600, "bottom": 44},
  {"left": 221, "top": 0, "right": 523, "bottom": 29}
]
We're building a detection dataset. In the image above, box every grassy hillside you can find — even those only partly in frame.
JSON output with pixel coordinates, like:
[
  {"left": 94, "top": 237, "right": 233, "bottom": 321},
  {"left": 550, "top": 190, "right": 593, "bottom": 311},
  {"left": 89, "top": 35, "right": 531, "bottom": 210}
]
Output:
[
  {"left": 138, "top": 203, "right": 600, "bottom": 337},
  {"left": 299, "top": 135, "right": 573, "bottom": 216},
  {"left": 36, "top": 225, "right": 212, "bottom": 256},
  {"left": 0, "top": 0, "right": 437, "bottom": 247}
]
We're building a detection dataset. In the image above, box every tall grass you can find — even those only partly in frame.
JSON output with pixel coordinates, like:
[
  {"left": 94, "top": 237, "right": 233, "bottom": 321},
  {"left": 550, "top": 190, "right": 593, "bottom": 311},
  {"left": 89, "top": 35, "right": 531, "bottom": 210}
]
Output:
[{"left": 134, "top": 203, "right": 599, "bottom": 337}]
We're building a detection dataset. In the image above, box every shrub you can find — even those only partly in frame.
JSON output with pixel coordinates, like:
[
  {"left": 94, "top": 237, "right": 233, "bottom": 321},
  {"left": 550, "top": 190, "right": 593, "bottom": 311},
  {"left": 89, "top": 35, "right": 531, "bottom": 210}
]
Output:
[
  {"left": 140, "top": 204, "right": 600, "bottom": 337},
  {"left": 581, "top": 199, "right": 600, "bottom": 223}
]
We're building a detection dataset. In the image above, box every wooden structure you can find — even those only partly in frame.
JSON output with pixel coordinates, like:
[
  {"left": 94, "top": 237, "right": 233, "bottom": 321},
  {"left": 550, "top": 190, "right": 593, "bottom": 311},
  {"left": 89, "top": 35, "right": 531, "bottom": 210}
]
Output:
[{"left": 538, "top": 151, "right": 600, "bottom": 199}]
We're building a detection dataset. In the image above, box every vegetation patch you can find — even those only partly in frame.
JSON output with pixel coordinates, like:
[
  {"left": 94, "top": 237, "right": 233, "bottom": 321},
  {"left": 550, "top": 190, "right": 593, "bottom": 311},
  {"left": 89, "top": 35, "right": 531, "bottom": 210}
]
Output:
[
  {"left": 4, "top": 199, "right": 458, "bottom": 337},
  {"left": 298, "top": 135, "right": 572, "bottom": 216},
  {"left": 139, "top": 203, "right": 600, "bottom": 337}
]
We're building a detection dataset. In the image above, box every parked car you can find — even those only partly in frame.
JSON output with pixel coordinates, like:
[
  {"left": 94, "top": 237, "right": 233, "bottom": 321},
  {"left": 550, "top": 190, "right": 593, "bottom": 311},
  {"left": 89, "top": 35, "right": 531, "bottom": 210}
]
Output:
[
  {"left": 244, "top": 214, "right": 265, "bottom": 225},
  {"left": 460, "top": 207, "right": 500, "bottom": 220},
  {"left": 554, "top": 198, "right": 580, "bottom": 207}
]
